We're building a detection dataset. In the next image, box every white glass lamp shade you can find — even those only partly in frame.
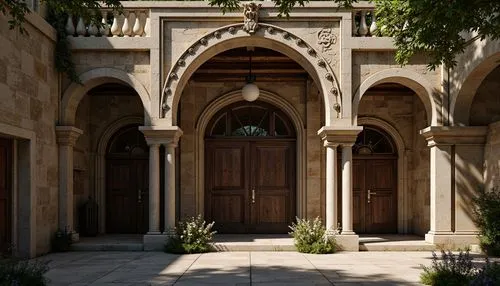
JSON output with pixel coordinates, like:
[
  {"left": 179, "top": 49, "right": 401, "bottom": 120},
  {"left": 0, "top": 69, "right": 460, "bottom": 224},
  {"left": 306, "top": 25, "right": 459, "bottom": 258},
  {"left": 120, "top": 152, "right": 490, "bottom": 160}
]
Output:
[{"left": 242, "top": 82, "right": 259, "bottom": 102}]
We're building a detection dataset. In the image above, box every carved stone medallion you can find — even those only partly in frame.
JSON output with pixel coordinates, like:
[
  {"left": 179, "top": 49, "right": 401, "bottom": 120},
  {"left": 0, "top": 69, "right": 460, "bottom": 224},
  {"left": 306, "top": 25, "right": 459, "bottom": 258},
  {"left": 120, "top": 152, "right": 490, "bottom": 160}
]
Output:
[{"left": 317, "top": 28, "right": 337, "bottom": 52}]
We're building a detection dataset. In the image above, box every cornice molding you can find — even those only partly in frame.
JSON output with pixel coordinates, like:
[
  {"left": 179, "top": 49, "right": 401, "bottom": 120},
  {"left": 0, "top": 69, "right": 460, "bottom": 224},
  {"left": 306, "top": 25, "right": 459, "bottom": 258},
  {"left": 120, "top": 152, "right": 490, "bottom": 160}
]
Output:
[{"left": 420, "top": 126, "right": 488, "bottom": 147}]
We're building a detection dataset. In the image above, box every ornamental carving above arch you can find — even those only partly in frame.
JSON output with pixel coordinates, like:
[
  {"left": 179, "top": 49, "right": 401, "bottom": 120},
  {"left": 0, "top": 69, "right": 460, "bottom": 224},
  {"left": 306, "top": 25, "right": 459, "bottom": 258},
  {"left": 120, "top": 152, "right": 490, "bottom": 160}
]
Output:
[{"left": 161, "top": 5, "right": 342, "bottom": 123}]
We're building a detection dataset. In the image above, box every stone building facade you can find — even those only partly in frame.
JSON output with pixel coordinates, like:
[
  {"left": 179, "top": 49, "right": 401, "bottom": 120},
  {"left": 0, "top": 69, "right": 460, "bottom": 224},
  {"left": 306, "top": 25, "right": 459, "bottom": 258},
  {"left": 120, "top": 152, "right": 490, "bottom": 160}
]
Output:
[{"left": 1, "top": 1, "right": 500, "bottom": 257}]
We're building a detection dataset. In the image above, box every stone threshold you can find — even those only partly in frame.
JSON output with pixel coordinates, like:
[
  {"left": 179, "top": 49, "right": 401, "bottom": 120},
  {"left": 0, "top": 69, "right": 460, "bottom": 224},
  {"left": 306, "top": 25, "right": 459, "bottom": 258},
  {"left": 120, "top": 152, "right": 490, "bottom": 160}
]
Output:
[{"left": 69, "top": 234, "right": 434, "bottom": 252}]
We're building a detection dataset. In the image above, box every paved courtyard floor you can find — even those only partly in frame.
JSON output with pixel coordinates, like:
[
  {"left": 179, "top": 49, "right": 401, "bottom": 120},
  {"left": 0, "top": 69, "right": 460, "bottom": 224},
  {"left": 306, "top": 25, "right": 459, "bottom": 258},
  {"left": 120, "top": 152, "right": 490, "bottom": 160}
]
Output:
[{"left": 42, "top": 251, "right": 435, "bottom": 285}]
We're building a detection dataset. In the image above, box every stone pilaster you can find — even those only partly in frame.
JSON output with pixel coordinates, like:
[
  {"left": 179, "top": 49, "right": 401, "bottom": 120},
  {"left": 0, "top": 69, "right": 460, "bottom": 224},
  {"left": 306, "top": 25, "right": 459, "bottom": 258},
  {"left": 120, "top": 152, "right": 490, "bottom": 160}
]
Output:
[
  {"left": 421, "top": 126, "right": 487, "bottom": 246},
  {"left": 56, "top": 126, "right": 83, "bottom": 232}
]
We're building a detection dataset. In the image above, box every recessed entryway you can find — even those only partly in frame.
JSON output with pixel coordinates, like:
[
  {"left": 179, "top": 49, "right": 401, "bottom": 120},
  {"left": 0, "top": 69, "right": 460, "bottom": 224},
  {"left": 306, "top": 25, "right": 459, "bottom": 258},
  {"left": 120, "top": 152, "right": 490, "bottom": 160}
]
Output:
[
  {"left": 106, "top": 125, "right": 149, "bottom": 234},
  {"left": 204, "top": 101, "right": 296, "bottom": 234},
  {"left": 352, "top": 126, "right": 398, "bottom": 234}
]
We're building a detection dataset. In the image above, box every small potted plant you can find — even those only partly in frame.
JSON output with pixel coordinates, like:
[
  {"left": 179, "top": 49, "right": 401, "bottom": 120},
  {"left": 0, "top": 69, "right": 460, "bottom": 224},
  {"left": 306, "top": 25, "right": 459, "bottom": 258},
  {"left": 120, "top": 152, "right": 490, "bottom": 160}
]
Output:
[{"left": 52, "top": 227, "right": 73, "bottom": 252}]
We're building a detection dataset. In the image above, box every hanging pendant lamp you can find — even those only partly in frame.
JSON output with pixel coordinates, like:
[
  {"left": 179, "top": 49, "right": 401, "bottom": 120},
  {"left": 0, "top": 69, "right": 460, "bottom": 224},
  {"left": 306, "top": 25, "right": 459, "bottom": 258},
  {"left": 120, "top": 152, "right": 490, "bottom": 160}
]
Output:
[{"left": 242, "top": 48, "right": 259, "bottom": 102}]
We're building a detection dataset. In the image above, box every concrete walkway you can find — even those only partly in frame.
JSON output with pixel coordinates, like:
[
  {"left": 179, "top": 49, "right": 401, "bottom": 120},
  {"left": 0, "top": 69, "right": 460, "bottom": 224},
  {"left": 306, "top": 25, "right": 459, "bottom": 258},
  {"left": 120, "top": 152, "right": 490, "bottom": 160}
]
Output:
[{"left": 42, "top": 251, "right": 433, "bottom": 285}]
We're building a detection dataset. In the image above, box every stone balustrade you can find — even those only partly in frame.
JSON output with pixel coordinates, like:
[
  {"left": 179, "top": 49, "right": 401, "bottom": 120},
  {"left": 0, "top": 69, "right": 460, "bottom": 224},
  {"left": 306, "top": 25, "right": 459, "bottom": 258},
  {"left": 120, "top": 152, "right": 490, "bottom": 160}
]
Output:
[
  {"left": 352, "top": 9, "right": 380, "bottom": 37},
  {"left": 65, "top": 10, "right": 150, "bottom": 37}
]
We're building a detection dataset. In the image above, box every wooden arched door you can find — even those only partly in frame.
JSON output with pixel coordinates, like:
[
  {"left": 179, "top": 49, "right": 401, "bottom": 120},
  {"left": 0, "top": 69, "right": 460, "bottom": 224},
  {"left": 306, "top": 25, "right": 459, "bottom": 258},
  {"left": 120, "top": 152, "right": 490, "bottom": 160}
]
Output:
[
  {"left": 106, "top": 125, "right": 149, "bottom": 234},
  {"left": 205, "top": 101, "right": 296, "bottom": 234},
  {"left": 352, "top": 126, "right": 398, "bottom": 233}
]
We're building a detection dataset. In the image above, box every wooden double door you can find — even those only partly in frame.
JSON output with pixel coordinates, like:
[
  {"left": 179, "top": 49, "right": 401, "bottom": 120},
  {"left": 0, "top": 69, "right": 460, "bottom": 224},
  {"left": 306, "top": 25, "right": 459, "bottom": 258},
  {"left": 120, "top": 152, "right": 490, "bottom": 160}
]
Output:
[
  {"left": 106, "top": 159, "right": 149, "bottom": 234},
  {"left": 351, "top": 158, "right": 397, "bottom": 233},
  {"left": 205, "top": 140, "right": 296, "bottom": 234}
]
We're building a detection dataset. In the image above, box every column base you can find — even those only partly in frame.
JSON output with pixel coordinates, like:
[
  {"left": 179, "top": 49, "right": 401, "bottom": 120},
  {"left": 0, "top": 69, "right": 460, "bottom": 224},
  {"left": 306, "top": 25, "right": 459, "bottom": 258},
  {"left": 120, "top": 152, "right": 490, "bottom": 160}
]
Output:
[
  {"left": 425, "top": 232, "right": 479, "bottom": 250},
  {"left": 143, "top": 234, "right": 168, "bottom": 251},
  {"left": 335, "top": 234, "right": 359, "bottom": 251}
]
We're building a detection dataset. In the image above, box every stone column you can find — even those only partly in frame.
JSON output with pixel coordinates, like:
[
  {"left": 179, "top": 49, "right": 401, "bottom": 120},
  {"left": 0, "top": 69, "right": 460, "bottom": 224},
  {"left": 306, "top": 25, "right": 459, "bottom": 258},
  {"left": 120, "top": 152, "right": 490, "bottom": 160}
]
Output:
[
  {"left": 324, "top": 143, "right": 338, "bottom": 234},
  {"left": 56, "top": 126, "right": 83, "bottom": 232},
  {"left": 318, "top": 126, "right": 362, "bottom": 251},
  {"left": 140, "top": 123, "right": 183, "bottom": 250},
  {"left": 164, "top": 142, "right": 177, "bottom": 234},
  {"left": 148, "top": 143, "right": 161, "bottom": 234},
  {"left": 341, "top": 144, "right": 355, "bottom": 235}
]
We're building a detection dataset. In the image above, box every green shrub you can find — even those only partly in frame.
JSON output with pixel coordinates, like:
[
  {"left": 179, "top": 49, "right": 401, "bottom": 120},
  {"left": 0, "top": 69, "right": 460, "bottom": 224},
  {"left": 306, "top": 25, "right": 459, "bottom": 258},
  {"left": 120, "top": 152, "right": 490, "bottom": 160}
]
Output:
[
  {"left": 471, "top": 258, "right": 500, "bottom": 286},
  {"left": 288, "top": 217, "right": 336, "bottom": 254},
  {"left": 0, "top": 258, "right": 49, "bottom": 285},
  {"left": 420, "top": 250, "right": 476, "bottom": 286},
  {"left": 164, "top": 215, "right": 216, "bottom": 254},
  {"left": 474, "top": 188, "right": 500, "bottom": 257}
]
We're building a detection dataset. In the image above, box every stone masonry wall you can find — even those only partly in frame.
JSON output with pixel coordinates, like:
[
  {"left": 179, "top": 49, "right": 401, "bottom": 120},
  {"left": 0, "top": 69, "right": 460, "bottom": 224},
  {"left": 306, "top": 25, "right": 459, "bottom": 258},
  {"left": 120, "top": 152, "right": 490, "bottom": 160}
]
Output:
[{"left": 0, "top": 13, "right": 59, "bottom": 255}]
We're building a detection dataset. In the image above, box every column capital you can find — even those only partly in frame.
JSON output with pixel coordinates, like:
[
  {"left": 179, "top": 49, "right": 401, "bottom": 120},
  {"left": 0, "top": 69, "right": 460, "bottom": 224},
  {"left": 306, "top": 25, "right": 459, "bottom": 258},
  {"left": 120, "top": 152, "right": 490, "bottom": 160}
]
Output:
[
  {"left": 139, "top": 125, "right": 183, "bottom": 147},
  {"left": 420, "top": 126, "right": 487, "bottom": 147},
  {"left": 317, "top": 126, "right": 362, "bottom": 147},
  {"left": 56, "top": 126, "right": 83, "bottom": 146}
]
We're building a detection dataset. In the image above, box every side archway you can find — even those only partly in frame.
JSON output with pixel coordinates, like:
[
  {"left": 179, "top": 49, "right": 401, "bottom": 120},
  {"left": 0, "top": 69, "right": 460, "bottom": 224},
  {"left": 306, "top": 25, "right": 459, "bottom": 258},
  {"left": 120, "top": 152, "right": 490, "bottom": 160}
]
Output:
[
  {"left": 61, "top": 68, "right": 151, "bottom": 125},
  {"left": 193, "top": 89, "right": 307, "bottom": 218},
  {"left": 94, "top": 116, "right": 144, "bottom": 234},
  {"left": 161, "top": 23, "right": 341, "bottom": 126},
  {"left": 357, "top": 117, "right": 410, "bottom": 233},
  {"left": 451, "top": 48, "right": 500, "bottom": 125},
  {"left": 352, "top": 68, "right": 438, "bottom": 126}
]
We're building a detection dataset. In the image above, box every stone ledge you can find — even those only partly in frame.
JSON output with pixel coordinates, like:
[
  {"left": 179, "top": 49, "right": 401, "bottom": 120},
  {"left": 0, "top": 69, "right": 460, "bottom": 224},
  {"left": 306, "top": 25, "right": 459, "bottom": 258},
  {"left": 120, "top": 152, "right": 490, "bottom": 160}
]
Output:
[
  {"left": 420, "top": 126, "right": 488, "bottom": 146},
  {"left": 335, "top": 234, "right": 359, "bottom": 251},
  {"left": 425, "top": 233, "right": 479, "bottom": 250},
  {"left": 143, "top": 234, "right": 168, "bottom": 251}
]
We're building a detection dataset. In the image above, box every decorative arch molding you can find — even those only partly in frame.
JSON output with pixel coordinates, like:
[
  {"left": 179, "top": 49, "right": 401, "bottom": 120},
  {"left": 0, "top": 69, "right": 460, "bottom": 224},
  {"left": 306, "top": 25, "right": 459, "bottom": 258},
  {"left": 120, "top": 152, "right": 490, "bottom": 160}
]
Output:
[
  {"left": 352, "top": 68, "right": 438, "bottom": 126},
  {"left": 357, "top": 116, "right": 411, "bottom": 233},
  {"left": 451, "top": 47, "right": 500, "bottom": 125},
  {"left": 61, "top": 68, "right": 151, "bottom": 125},
  {"left": 161, "top": 23, "right": 341, "bottom": 126},
  {"left": 94, "top": 116, "right": 144, "bottom": 234},
  {"left": 193, "top": 89, "right": 307, "bottom": 218}
]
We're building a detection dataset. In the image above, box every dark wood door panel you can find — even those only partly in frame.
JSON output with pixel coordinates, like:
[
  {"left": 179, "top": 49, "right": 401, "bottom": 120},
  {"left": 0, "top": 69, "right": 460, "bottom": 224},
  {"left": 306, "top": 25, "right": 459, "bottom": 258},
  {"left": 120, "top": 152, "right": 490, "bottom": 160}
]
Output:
[
  {"left": 250, "top": 142, "right": 295, "bottom": 233},
  {"left": 107, "top": 159, "right": 149, "bottom": 234},
  {"left": 352, "top": 158, "right": 397, "bottom": 234},
  {"left": 212, "top": 146, "right": 246, "bottom": 189},
  {"left": 0, "top": 138, "right": 11, "bottom": 253},
  {"left": 205, "top": 141, "right": 250, "bottom": 233},
  {"left": 205, "top": 140, "right": 295, "bottom": 234}
]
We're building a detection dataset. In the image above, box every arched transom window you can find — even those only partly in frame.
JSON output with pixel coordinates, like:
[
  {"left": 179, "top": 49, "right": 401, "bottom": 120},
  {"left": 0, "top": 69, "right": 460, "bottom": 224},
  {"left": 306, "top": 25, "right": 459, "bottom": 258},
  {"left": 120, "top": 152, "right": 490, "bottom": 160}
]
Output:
[
  {"left": 354, "top": 126, "right": 396, "bottom": 155},
  {"left": 206, "top": 101, "right": 296, "bottom": 138}
]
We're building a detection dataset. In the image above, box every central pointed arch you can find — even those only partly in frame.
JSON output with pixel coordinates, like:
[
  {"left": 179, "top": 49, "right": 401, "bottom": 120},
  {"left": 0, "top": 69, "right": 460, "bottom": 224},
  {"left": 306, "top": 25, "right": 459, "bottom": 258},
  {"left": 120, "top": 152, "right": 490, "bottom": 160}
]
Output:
[{"left": 161, "top": 23, "right": 342, "bottom": 126}]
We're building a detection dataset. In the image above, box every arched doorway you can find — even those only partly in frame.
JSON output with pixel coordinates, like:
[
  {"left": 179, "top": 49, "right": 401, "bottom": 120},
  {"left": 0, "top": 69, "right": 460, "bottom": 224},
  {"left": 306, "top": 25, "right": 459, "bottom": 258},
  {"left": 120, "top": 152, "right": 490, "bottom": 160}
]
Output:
[
  {"left": 204, "top": 101, "right": 296, "bottom": 234},
  {"left": 106, "top": 125, "right": 149, "bottom": 234},
  {"left": 352, "top": 126, "right": 398, "bottom": 233}
]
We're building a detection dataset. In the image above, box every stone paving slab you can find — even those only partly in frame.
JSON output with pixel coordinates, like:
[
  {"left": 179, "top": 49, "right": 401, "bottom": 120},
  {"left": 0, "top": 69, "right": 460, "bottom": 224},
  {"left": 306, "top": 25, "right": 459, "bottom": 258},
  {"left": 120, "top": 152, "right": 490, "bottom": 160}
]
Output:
[{"left": 43, "top": 251, "right": 435, "bottom": 285}]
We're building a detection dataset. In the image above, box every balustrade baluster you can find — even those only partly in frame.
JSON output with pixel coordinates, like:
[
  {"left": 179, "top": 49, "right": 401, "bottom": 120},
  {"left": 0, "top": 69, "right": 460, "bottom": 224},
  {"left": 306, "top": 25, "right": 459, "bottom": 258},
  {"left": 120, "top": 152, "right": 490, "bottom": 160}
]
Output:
[
  {"left": 65, "top": 14, "right": 75, "bottom": 37},
  {"left": 76, "top": 17, "right": 86, "bottom": 37},
  {"left": 358, "top": 10, "right": 369, "bottom": 36}
]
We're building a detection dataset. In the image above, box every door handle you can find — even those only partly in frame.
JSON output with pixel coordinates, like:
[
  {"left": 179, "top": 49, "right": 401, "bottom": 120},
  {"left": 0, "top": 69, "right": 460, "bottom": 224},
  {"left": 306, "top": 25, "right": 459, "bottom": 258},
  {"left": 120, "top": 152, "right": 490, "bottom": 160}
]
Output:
[
  {"left": 367, "top": 189, "right": 377, "bottom": 204},
  {"left": 138, "top": 188, "right": 142, "bottom": 203},
  {"left": 251, "top": 189, "right": 255, "bottom": 204}
]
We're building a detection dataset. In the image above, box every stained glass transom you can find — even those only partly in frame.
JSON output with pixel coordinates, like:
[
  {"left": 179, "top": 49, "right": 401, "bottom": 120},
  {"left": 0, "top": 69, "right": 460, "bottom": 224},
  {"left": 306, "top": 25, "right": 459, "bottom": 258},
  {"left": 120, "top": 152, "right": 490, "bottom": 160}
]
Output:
[
  {"left": 353, "top": 127, "right": 396, "bottom": 155},
  {"left": 206, "top": 101, "right": 295, "bottom": 138}
]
